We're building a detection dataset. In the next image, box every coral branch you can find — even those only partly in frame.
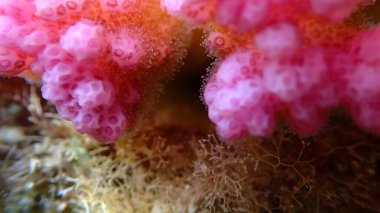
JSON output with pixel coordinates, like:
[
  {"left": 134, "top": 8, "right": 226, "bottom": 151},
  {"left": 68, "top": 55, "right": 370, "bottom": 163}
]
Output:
[
  {"left": 161, "top": 0, "right": 379, "bottom": 140},
  {"left": 0, "top": 0, "right": 188, "bottom": 142}
]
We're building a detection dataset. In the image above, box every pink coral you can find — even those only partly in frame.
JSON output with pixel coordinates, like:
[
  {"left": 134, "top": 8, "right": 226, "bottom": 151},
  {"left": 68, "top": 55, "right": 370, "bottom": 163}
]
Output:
[
  {"left": 34, "top": 0, "right": 86, "bottom": 20},
  {"left": 161, "top": 0, "right": 369, "bottom": 31},
  {"left": 309, "top": 0, "right": 365, "bottom": 21},
  {"left": 0, "top": 47, "right": 33, "bottom": 75},
  {"left": 254, "top": 21, "right": 301, "bottom": 58},
  {"left": 0, "top": 0, "right": 186, "bottom": 143},
  {"left": 204, "top": 40, "right": 375, "bottom": 139},
  {"left": 216, "top": 0, "right": 269, "bottom": 31},
  {"left": 160, "top": 0, "right": 214, "bottom": 24},
  {"left": 1, "top": 0, "right": 379, "bottom": 143},
  {"left": 40, "top": 61, "right": 125, "bottom": 140},
  {"left": 98, "top": 0, "right": 137, "bottom": 12},
  {"left": 160, "top": 0, "right": 380, "bottom": 140},
  {"left": 107, "top": 30, "right": 144, "bottom": 68},
  {"left": 60, "top": 20, "right": 106, "bottom": 61}
]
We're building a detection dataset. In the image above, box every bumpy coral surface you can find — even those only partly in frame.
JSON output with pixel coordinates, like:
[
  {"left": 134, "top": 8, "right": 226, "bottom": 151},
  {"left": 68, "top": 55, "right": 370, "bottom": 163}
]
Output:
[
  {"left": 161, "top": 0, "right": 380, "bottom": 140},
  {"left": 1, "top": 0, "right": 379, "bottom": 142},
  {"left": 0, "top": 0, "right": 187, "bottom": 142}
]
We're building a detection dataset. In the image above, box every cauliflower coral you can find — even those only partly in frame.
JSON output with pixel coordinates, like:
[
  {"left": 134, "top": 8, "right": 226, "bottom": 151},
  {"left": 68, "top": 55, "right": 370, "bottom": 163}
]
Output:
[
  {"left": 0, "top": 0, "right": 187, "bottom": 142},
  {"left": 161, "top": 0, "right": 380, "bottom": 140}
]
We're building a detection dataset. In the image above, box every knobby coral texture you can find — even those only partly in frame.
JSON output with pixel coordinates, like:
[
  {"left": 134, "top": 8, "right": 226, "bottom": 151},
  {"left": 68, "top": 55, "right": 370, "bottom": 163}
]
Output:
[
  {"left": 0, "top": 0, "right": 187, "bottom": 142},
  {"left": 161, "top": 0, "right": 380, "bottom": 140}
]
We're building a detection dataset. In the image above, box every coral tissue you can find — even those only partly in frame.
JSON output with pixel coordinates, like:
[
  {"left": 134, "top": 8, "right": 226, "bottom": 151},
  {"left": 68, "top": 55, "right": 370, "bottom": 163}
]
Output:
[
  {"left": 161, "top": 0, "right": 380, "bottom": 140},
  {"left": 1, "top": 0, "right": 380, "bottom": 142},
  {"left": 0, "top": 0, "right": 185, "bottom": 142}
]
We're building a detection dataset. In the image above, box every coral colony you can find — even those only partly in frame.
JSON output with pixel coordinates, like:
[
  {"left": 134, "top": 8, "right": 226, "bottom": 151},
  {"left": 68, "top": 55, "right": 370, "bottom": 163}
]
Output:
[
  {"left": 162, "top": 0, "right": 380, "bottom": 140},
  {"left": 1, "top": 0, "right": 380, "bottom": 142},
  {"left": 0, "top": 0, "right": 186, "bottom": 142}
]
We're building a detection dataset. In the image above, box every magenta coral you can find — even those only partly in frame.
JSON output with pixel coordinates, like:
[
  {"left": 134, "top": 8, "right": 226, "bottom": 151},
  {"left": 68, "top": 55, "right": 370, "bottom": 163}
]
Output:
[
  {"left": 160, "top": 0, "right": 214, "bottom": 24},
  {"left": 59, "top": 20, "right": 107, "bottom": 61},
  {"left": 0, "top": 0, "right": 186, "bottom": 143},
  {"left": 1, "top": 0, "right": 379, "bottom": 142},
  {"left": 34, "top": 0, "right": 86, "bottom": 20},
  {"left": 161, "top": 0, "right": 380, "bottom": 140},
  {"left": 107, "top": 30, "right": 144, "bottom": 68},
  {"left": 98, "top": 0, "right": 137, "bottom": 12},
  {"left": 162, "top": 0, "right": 369, "bottom": 30}
]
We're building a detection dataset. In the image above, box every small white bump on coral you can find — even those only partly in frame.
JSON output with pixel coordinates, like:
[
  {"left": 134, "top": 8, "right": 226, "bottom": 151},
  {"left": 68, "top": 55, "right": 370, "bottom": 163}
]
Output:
[
  {"left": 107, "top": 30, "right": 144, "bottom": 68},
  {"left": 60, "top": 20, "right": 106, "bottom": 61}
]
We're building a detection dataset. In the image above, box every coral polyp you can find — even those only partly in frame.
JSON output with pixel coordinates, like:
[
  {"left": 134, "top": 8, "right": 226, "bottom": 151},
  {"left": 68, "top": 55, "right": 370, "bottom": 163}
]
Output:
[{"left": 0, "top": 0, "right": 188, "bottom": 142}]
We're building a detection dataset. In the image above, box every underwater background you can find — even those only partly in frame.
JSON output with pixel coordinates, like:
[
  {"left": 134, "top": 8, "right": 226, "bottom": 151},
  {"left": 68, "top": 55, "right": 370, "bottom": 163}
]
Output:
[{"left": 1, "top": 0, "right": 380, "bottom": 212}]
